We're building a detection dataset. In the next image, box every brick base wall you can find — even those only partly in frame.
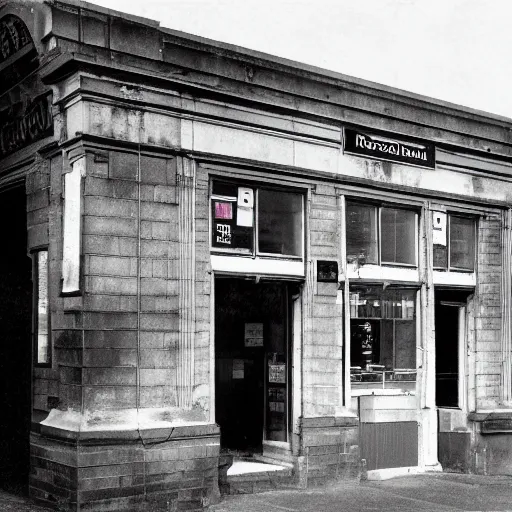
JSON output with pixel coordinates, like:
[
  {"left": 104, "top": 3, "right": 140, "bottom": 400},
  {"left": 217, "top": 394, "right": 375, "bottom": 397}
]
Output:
[
  {"left": 30, "top": 425, "right": 220, "bottom": 511},
  {"left": 299, "top": 416, "right": 360, "bottom": 486}
]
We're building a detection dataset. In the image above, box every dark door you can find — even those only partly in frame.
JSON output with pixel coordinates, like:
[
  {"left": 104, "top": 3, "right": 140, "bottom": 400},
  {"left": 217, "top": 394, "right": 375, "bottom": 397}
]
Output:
[
  {"left": 0, "top": 184, "right": 33, "bottom": 493},
  {"left": 215, "top": 278, "right": 290, "bottom": 452},
  {"left": 435, "top": 290, "right": 466, "bottom": 408}
]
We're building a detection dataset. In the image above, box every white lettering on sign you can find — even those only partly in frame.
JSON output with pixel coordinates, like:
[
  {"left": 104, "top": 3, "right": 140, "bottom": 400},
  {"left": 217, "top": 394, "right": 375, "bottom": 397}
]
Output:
[
  {"left": 355, "top": 133, "right": 428, "bottom": 162},
  {"left": 216, "top": 224, "right": 232, "bottom": 244}
]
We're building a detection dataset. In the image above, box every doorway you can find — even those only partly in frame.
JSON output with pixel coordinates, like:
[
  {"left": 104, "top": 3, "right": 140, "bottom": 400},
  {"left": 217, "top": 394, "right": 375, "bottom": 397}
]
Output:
[
  {"left": 434, "top": 290, "right": 469, "bottom": 408},
  {"left": 214, "top": 278, "right": 294, "bottom": 454},
  {"left": 0, "top": 184, "right": 33, "bottom": 493}
]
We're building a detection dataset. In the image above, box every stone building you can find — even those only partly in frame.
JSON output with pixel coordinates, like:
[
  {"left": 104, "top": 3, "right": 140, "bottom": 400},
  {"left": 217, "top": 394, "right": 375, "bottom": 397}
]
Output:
[{"left": 2, "top": 0, "right": 512, "bottom": 510}]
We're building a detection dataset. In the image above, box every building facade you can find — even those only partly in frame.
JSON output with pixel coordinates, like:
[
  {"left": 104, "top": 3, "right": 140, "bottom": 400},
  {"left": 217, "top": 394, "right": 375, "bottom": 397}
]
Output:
[{"left": 2, "top": 0, "right": 512, "bottom": 510}]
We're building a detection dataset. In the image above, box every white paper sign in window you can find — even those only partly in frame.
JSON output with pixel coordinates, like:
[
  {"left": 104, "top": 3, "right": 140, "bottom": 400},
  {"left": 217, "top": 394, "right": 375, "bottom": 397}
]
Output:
[
  {"left": 237, "top": 187, "right": 254, "bottom": 227},
  {"left": 433, "top": 211, "right": 447, "bottom": 246},
  {"left": 62, "top": 158, "right": 84, "bottom": 294}
]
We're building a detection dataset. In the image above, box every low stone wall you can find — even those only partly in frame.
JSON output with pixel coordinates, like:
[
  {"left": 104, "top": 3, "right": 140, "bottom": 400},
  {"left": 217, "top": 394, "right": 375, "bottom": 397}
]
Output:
[
  {"left": 299, "top": 416, "right": 360, "bottom": 486},
  {"left": 30, "top": 424, "right": 220, "bottom": 511}
]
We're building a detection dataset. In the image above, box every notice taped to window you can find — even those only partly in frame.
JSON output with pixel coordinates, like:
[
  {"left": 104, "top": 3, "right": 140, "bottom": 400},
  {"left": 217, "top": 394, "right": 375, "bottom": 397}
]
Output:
[
  {"left": 232, "top": 359, "right": 244, "bottom": 379},
  {"left": 245, "top": 323, "right": 264, "bottom": 347},
  {"left": 269, "top": 364, "right": 286, "bottom": 383}
]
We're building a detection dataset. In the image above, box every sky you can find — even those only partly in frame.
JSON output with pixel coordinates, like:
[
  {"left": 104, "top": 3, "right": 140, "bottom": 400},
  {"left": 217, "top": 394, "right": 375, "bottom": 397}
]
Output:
[{"left": 92, "top": 0, "right": 512, "bottom": 119}]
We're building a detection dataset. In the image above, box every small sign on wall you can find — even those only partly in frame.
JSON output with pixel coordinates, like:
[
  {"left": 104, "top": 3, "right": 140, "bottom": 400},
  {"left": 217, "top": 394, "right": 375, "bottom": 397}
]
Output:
[
  {"left": 269, "top": 364, "right": 286, "bottom": 383},
  {"left": 317, "top": 260, "right": 338, "bottom": 283},
  {"left": 433, "top": 211, "right": 447, "bottom": 246},
  {"left": 245, "top": 323, "right": 264, "bottom": 347}
]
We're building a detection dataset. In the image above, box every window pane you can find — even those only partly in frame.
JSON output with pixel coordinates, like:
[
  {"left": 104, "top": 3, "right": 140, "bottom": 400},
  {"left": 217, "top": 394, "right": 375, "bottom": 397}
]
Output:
[
  {"left": 350, "top": 287, "right": 416, "bottom": 387},
  {"left": 258, "top": 189, "right": 303, "bottom": 256},
  {"left": 395, "top": 321, "right": 416, "bottom": 369},
  {"left": 211, "top": 182, "right": 254, "bottom": 252},
  {"left": 346, "top": 202, "right": 378, "bottom": 264},
  {"left": 450, "top": 216, "right": 475, "bottom": 271},
  {"left": 381, "top": 208, "right": 416, "bottom": 265},
  {"left": 433, "top": 244, "right": 448, "bottom": 269},
  {"left": 36, "top": 251, "right": 49, "bottom": 364}
]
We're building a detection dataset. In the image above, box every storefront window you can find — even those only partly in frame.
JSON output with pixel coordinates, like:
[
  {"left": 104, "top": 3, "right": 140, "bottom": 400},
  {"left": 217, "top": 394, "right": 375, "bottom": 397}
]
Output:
[
  {"left": 381, "top": 207, "right": 417, "bottom": 265},
  {"left": 346, "top": 201, "right": 418, "bottom": 266},
  {"left": 346, "top": 203, "right": 378, "bottom": 264},
  {"left": 350, "top": 286, "right": 416, "bottom": 388},
  {"left": 433, "top": 214, "right": 476, "bottom": 272},
  {"left": 211, "top": 181, "right": 304, "bottom": 258},
  {"left": 35, "top": 250, "right": 50, "bottom": 365},
  {"left": 258, "top": 189, "right": 303, "bottom": 256}
]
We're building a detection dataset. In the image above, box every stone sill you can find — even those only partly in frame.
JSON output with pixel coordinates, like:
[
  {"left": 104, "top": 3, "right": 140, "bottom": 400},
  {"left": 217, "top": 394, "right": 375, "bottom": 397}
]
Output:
[
  {"left": 301, "top": 415, "right": 358, "bottom": 429},
  {"left": 468, "top": 411, "right": 512, "bottom": 434},
  {"left": 34, "top": 422, "right": 220, "bottom": 445}
]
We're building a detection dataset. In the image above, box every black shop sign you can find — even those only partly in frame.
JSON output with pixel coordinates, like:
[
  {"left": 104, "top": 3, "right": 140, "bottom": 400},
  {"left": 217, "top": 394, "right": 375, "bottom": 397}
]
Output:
[
  {"left": 0, "top": 91, "right": 53, "bottom": 158},
  {"left": 344, "top": 128, "right": 435, "bottom": 169}
]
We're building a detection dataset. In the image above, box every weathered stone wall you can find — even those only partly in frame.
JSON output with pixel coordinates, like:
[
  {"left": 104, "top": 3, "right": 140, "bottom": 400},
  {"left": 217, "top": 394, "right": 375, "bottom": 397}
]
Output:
[
  {"left": 304, "top": 184, "right": 343, "bottom": 418},
  {"left": 27, "top": 155, "right": 60, "bottom": 422},
  {"left": 29, "top": 148, "right": 220, "bottom": 511},
  {"left": 475, "top": 216, "right": 503, "bottom": 410},
  {"left": 30, "top": 425, "right": 220, "bottom": 511}
]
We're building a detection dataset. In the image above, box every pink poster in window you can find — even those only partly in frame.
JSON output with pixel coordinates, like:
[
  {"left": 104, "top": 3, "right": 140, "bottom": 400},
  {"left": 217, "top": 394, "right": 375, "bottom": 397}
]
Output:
[{"left": 215, "top": 202, "right": 233, "bottom": 219}]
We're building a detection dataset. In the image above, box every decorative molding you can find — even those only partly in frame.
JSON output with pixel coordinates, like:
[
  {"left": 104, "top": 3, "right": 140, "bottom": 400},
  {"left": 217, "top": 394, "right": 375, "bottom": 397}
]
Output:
[
  {"left": 177, "top": 156, "right": 196, "bottom": 408},
  {"left": 501, "top": 209, "right": 512, "bottom": 404}
]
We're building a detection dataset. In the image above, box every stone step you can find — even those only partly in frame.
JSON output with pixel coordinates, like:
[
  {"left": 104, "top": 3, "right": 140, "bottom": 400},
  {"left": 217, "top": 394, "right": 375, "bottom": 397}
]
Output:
[{"left": 220, "top": 459, "right": 297, "bottom": 495}]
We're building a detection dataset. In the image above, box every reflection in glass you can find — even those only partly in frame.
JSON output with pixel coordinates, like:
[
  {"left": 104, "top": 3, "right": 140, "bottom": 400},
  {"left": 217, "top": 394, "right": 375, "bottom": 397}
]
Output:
[
  {"left": 450, "top": 216, "right": 475, "bottom": 271},
  {"left": 346, "top": 202, "right": 378, "bottom": 264},
  {"left": 350, "top": 287, "right": 416, "bottom": 386},
  {"left": 36, "top": 251, "right": 49, "bottom": 364},
  {"left": 258, "top": 189, "right": 303, "bottom": 256},
  {"left": 381, "top": 208, "right": 417, "bottom": 265}
]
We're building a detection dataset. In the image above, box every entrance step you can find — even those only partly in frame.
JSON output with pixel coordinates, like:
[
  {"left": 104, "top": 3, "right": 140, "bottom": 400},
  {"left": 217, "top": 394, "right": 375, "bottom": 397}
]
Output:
[{"left": 220, "top": 458, "right": 296, "bottom": 495}]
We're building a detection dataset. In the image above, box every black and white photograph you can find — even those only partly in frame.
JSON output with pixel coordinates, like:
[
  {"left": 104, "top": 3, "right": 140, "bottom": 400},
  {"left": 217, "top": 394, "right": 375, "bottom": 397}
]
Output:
[{"left": 2, "top": 0, "right": 512, "bottom": 510}]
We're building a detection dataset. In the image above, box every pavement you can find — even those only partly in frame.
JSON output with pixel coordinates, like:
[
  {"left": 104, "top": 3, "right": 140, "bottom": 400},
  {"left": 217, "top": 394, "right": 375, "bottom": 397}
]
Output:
[
  {"left": 3, "top": 472, "right": 512, "bottom": 511},
  {"left": 0, "top": 489, "right": 51, "bottom": 512},
  {"left": 211, "top": 473, "right": 512, "bottom": 512}
]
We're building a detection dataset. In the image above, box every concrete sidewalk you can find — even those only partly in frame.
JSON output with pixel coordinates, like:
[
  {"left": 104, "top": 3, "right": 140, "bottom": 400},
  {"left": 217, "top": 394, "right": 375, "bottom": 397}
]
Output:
[
  {"left": 0, "top": 490, "right": 52, "bottom": 512},
  {"left": 3, "top": 473, "right": 512, "bottom": 511},
  {"left": 211, "top": 473, "right": 512, "bottom": 512}
]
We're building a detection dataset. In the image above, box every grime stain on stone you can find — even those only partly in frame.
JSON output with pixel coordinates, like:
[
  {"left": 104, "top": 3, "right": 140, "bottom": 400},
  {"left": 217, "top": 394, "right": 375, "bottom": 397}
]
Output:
[{"left": 472, "top": 176, "right": 484, "bottom": 194}]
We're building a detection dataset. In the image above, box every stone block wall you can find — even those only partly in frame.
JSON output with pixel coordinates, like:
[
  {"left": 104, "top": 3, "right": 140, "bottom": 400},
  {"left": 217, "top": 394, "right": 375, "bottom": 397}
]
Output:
[
  {"left": 80, "top": 149, "right": 179, "bottom": 412},
  {"left": 475, "top": 215, "right": 503, "bottom": 410},
  {"left": 28, "top": 146, "right": 218, "bottom": 510},
  {"left": 304, "top": 184, "right": 344, "bottom": 418},
  {"left": 300, "top": 417, "right": 359, "bottom": 486},
  {"left": 30, "top": 425, "right": 220, "bottom": 511},
  {"left": 27, "top": 154, "right": 60, "bottom": 423}
]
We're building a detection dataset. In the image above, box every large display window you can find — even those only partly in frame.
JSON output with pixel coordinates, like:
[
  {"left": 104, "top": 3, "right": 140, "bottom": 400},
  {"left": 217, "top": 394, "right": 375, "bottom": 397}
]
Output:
[{"left": 350, "top": 285, "right": 417, "bottom": 391}]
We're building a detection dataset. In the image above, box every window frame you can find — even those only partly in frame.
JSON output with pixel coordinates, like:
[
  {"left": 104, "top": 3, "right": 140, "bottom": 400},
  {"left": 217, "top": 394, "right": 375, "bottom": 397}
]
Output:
[
  {"left": 349, "top": 285, "right": 419, "bottom": 389},
  {"left": 345, "top": 200, "right": 419, "bottom": 268},
  {"left": 379, "top": 206, "right": 419, "bottom": 267},
  {"left": 33, "top": 248, "right": 51, "bottom": 367},
  {"left": 433, "top": 213, "right": 477, "bottom": 273},
  {"left": 210, "top": 180, "right": 305, "bottom": 261}
]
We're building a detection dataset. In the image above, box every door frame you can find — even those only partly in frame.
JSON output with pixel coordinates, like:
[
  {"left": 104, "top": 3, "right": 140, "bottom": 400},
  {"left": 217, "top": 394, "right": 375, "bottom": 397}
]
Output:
[
  {"left": 211, "top": 275, "right": 302, "bottom": 457},
  {"left": 435, "top": 298, "right": 468, "bottom": 411}
]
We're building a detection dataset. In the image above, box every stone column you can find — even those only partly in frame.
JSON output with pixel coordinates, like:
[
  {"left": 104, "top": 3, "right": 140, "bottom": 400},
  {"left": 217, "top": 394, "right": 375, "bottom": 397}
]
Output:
[{"left": 177, "top": 156, "right": 196, "bottom": 409}]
